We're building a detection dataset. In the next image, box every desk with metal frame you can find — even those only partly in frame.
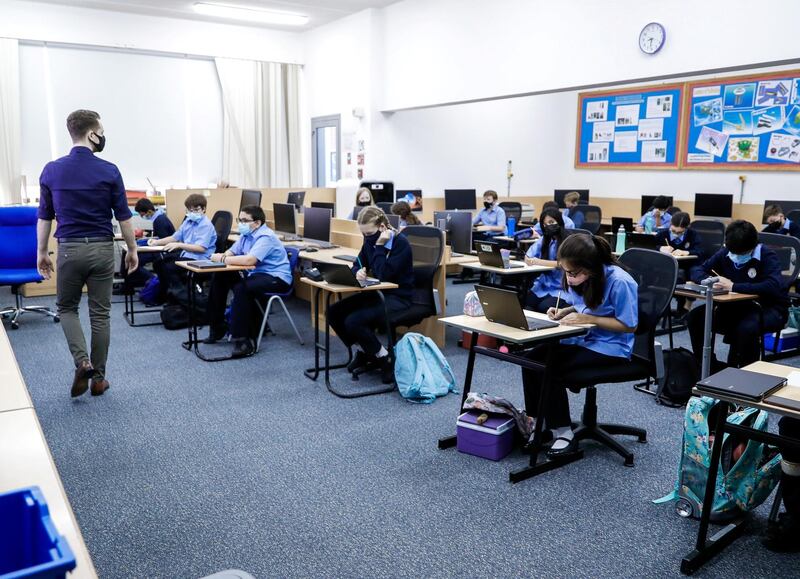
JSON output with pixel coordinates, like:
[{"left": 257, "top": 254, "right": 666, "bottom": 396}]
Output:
[
  {"left": 119, "top": 245, "right": 167, "bottom": 327},
  {"left": 175, "top": 261, "right": 254, "bottom": 361},
  {"left": 437, "top": 312, "right": 591, "bottom": 483},
  {"left": 681, "top": 360, "right": 800, "bottom": 574}
]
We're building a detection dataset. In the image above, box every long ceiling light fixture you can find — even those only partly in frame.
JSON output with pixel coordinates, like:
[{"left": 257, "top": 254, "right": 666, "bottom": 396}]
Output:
[{"left": 193, "top": 2, "right": 310, "bottom": 26}]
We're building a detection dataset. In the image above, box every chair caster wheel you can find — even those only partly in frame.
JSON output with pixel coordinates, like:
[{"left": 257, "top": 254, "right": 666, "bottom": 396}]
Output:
[
  {"left": 53, "top": 316, "right": 60, "bottom": 323},
  {"left": 11, "top": 322, "right": 19, "bottom": 330},
  {"left": 638, "top": 436, "right": 647, "bottom": 443}
]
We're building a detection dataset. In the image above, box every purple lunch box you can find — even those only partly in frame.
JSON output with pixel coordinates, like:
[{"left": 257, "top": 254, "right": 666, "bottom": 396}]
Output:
[{"left": 456, "top": 411, "right": 515, "bottom": 461}]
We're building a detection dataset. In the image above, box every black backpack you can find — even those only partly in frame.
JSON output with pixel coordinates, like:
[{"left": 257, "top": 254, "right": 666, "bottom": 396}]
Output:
[{"left": 657, "top": 347, "right": 700, "bottom": 407}]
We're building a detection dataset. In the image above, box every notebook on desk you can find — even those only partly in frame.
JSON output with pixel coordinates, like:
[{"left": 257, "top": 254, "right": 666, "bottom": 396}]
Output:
[
  {"left": 696, "top": 367, "right": 787, "bottom": 402},
  {"left": 676, "top": 282, "right": 729, "bottom": 296},
  {"left": 186, "top": 260, "right": 221, "bottom": 269}
]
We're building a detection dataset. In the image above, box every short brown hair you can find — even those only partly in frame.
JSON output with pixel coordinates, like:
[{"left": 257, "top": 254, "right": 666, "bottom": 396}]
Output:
[
  {"left": 184, "top": 193, "right": 207, "bottom": 210},
  {"left": 483, "top": 190, "right": 498, "bottom": 201},
  {"left": 763, "top": 204, "right": 783, "bottom": 221},
  {"left": 66, "top": 110, "right": 101, "bottom": 141},
  {"left": 564, "top": 191, "right": 581, "bottom": 204}
]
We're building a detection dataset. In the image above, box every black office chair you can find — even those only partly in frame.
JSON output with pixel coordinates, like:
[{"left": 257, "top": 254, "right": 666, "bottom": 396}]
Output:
[
  {"left": 578, "top": 204, "right": 602, "bottom": 234},
  {"left": 564, "top": 228, "right": 593, "bottom": 237},
  {"left": 499, "top": 202, "right": 522, "bottom": 224},
  {"left": 668, "top": 206, "right": 682, "bottom": 215},
  {"left": 689, "top": 220, "right": 725, "bottom": 258},
  {"left": 787, "top": 209, "right": 800, "bottom": 223},
  {"left": 560, "top": 248, "right": 678, "bottom": 466},
  {"left": 211, "top": 210, "right": 233, "bottom": 253},
  {"left": 376, "top": 202, "right": 394, "bottom": 214},
  {"left": 757, "top": 232, "right": 800, "bottom": 359}
]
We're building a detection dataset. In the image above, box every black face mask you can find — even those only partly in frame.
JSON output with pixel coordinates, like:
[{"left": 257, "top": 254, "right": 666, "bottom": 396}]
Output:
[
  {"left": 544, "top": 224, "right": 561, "bottom": 236},
  {"left": 484, "top": 201, "right": 493, "bottom": 210},
  {"left": 357, "top": 200, "right": 371, "bottom": 207},
  {"left": 765, "top": 221, "right": 782, "bottom": 232},
  {"left": 364, "top": 231, "right": 381, "bottom": 245},
  {"left": 91, "top": 132, "right": 106, "bottom": 153}
]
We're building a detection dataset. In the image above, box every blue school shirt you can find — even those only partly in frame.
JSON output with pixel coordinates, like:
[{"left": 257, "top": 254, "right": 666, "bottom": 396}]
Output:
[
  {"left": 472, "top": 205, "right": 507, "bottom": 236},
  {"left": 533, "top": 213, "right": 574, "bottom": 235},
  {"left": 230, "top": 225, "right": 292, "bottom": 284},
  {"left": 565, "top": 207, "right": 585, "bottom": 229},
  {"left": 173, "top": 215, "right": 216, "bottom": 260},
  {"left": 561, "top": 264, "right": 638, "bottom": 359},
  {"left": 526, "top": 238, "right": 563, "bottom": 299},
  {"left": 638, "top": 210, "right": 672, "bottom": 230}
]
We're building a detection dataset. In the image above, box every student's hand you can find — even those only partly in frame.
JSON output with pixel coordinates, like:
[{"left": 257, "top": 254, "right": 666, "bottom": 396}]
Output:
[
  {"left": 210, "top": 253, "right": 224, "bottom": 263},
  {"left": 713, "top": 276, "right": 734, "bottom": 291},
  {"left": 124, "top": 249, "right": 139, "bottom": 274},
  {"left": 37, "top": 252, "right": 54, "bottom": 280},
  {"left": 547, "top": 307, "right": 569, "bottom": 321},
  {"left": 147, "top": 237, "right": 158, "bottom": 246},
  {"left": 525, "top": 256, "right": 538, "bottom": 266},
  {"left": 376, "top": 228, "right": 393, "bottom": 246},
  {"left": 673, "top": 249, "right": 689, "bottom": 257},
  {"left": 355, "top": 268, "right": 367, "bottom": 282},
  {"left": 530, "top": 227, "right": 540, "bottom": 239},
  {"left": 560, "top": 312, "right": 592, "bottom": 326},
  {"left": 163, "top": 242, "right": 181, "bottom": 252},
  {"left": 659, "top": 245, "right": 674, "bottom": 254}
]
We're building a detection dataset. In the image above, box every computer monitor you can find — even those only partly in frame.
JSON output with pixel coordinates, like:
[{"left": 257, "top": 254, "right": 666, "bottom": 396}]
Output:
[
  {"left": 611, "top": 216, "right": 634, "bottom": 234},
  {"left": 273, "top": 203, "right": 297, "bottom": 235},
  {"left": 302, "top": 206, "right": 332, "bottom": 242},
  {"left": 360, "top": 181, "right": 394, "bottom": 204},
  {"left": 396, "top": 189, "right": 423, "bottom": 212},
  {"left": 240, "top": 189, "right": 262, "bottom": 212},
  {"left": 387, "top": 214, "right": 400, "bottom": 229},
  {"left": 554, "top": 189, "right": 590, "bottom": 208},
  {"left": 444, "top": 189, "right": 477, "bottom": 211},
  {"left": 310, "top": 201, "right": 335, "bottom": 217},
  {"left": 640, "top": 195, "right": 674, "bottom": 215},
  {"left": 763, "top": 200, "right": 800, "bottom": 223},
  {"left": 434, "top": 210, "right": 473, "bottom": 255},
  {"left": 694, "top": 193, "right": 733, "bottom": 219},
  {"left": 287, "top": 191, "right": 306, "bottom": 210}
]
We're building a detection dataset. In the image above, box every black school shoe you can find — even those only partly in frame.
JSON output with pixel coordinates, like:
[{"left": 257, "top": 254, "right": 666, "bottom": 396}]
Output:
[
  {"left": 762, "top": 513, "right": 800, "bottom": 553},
  {"left": 546, "top": 435, "right": 580, "bottom": 458},
  {"left": 347, "top": 350, "right": 373, "bottom": 373},
  {"left": 379, "top": 356, "right": 395, "bottom": 384},
  {"left": 203, "top": 325, "right": 228, "bottom": 344},
  {"left": 231, "top": 339, "right": 254, "bottom": 359}
]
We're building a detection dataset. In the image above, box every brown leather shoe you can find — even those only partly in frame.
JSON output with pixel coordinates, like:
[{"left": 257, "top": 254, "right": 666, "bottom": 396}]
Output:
[
  {"left": 71, "top": 361, "right": 96, "bottom": 398},
  {"left": 90, "top": 379, "right": 110, "bottom": 397}
]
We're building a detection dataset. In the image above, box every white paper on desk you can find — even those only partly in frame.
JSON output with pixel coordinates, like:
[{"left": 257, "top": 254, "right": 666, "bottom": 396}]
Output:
[{"left": 785, "top": 371, "right": 800, "bottom": 388}]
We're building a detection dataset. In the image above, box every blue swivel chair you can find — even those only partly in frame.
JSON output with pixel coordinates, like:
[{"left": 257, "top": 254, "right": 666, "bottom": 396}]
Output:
[
  {"left": 0, "top": 206, "right": 59, "bottom": 329},
  {"left": 254, "top": 246, "right": 304, "bottom": 351}
]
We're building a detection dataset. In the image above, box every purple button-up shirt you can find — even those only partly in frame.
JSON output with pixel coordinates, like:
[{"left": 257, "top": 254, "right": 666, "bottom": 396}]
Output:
[{"left": 38, "top": 146, "right": 132, "bottom": 239}]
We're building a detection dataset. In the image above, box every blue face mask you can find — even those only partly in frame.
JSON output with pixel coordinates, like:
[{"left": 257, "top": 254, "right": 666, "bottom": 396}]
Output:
[
  {"left": 728, "top": 251, "right": 752, "bottom": 267},
  {"left": 669, "top": 231, "right": 684, "bottom": 243},
  {"left": 186, "top": 211, "right": 202, "bottom": 222},
  {"left": 237, "top": 222, "right": 253, "bottom": 237}
]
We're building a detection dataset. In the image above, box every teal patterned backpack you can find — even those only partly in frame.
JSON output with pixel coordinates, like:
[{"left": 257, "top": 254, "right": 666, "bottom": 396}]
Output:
[{"left": 654, "top": 396, "right": 782, "bottom": 521}]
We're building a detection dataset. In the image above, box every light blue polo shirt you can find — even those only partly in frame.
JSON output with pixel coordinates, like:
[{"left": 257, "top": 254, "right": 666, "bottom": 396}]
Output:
[
  {"left": 638, "top": 210, "right": 672, "bottom": 230},
  {"left": 472, "top": 205, "right": 507, "bottom": 236},
  {"left": 526, "top": 238, "right": 564, "bottom": 299},
  {"left": 230, "top": 224, "right": 292, "bottom": 284},
  {"left": 561, "top": 264, "right": 638, "bottom": 359},
  {"left": 173, "top": 215, "right": 217, "bottom": 259},
  {"left": 534, "top": 213, "right": 574, "bottom": 235}
]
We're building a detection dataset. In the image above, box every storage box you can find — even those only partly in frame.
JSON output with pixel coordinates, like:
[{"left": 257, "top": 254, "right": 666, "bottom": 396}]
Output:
[
  {"left": 764, "top": 328, "right": 800, "bottom": 353},
  {"left": 456, "top": 411, "right": 515, "bottom": 461},
  {"left": 0, "top": 486, "right": 76, "bottom": 579}
]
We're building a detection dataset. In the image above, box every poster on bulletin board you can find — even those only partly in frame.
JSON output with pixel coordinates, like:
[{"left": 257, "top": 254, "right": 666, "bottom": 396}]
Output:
[
  {"left": 575, "top": 83, "right": 684, "bottom": 169},
  {"left": 682, "top": 70, "right": 800, "bottom": 170}
]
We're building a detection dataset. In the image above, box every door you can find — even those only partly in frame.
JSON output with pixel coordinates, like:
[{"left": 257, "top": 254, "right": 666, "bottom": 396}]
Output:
[{"left": 311, "top": 115, "right": 341, "bottom": 187}]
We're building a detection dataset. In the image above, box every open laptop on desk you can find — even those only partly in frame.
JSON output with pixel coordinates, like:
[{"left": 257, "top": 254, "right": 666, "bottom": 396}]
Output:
[
  {"left": 676, "top": 282, "right": 729, "bottom": 296},
  {"left": 696, "top": 367, "right": 787, "bottom": 402},
  {"left": 474, "top": 241, "right": 523, "bottom": 269},
  {"left": 316, "top": 262, "right": 380, "bottom": 288},
  {"left": 475, "top": 285, "right": 559, "bottom": 331}
]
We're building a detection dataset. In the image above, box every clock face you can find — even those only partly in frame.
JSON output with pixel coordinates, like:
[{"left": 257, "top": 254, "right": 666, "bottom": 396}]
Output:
[{"left": 639, "top": 22, "right": 666, "bottom": 54}]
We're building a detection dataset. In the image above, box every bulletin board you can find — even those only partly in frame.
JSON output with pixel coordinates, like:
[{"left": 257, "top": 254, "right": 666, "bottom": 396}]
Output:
[
  {"left": 682, "top": 69, "right": 800, "bottom": 171},
  {"left": 575, "top": 83, "right": 684, "bottom": 169}
]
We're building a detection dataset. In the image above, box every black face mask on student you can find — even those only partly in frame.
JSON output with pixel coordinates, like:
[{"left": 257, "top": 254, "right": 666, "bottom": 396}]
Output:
[
  {"left": 544, "top": 224, "right": 561, "bottom": 236},
  {"left": 364, "top": 231, "right": 381, "bottom": 245},
  {"left": 484, "top": 201, "right": 493, "bottom": 210},
  {"left": 765, "top": 221, "right": 783, "bottom": 233},
  {"left": 91, "top": 132, "right": 106, "bottom": 153},
  {"left": 357, "top": 200, "right": 371, "bottom": 207}
]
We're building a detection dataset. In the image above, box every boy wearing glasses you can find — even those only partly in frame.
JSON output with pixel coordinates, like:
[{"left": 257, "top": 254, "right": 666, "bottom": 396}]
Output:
[{"left": 204, "top": 205, "right": 292, "bottom": 358}]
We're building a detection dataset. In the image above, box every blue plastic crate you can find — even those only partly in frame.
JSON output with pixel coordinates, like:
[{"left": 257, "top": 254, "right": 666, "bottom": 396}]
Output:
[
  {"left": 0, "top": 486, "right": 76, "bottom": 579},
  {"left": 764, "top": 328, "right": 800, "bottom": 353}
]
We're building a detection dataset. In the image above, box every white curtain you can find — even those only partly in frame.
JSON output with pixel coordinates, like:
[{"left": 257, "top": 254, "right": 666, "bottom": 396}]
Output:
[
  {"left": 0, "top": 38, "right": 21, "bottom": 205},
  {"left": 215, "top": 58, "right": 303, "bottom": 188}
]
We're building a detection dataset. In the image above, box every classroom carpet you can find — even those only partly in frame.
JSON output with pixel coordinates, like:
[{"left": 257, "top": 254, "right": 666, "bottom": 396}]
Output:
[{"left": 3, "top": 282, "right": 799, "bottom": 578}]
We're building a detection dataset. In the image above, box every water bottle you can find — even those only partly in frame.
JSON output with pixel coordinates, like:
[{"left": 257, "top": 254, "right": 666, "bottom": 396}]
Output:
[
  {"left": 644, "top": 212, "right": 655, "bottom": 234},
  {"left": 615, "top": 225, "right": 626, "bottom": 254},
  {"left": 507, "top": 216, "right": 516, "bottom": 236}
]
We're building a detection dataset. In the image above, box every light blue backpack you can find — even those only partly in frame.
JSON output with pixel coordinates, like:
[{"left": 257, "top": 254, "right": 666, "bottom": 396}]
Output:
[
  {"left": 654, "top": 396, "right": 782, "bottom": 521},
  {"left": 394, "top": 333, "right": 458, "bottom": 404}
]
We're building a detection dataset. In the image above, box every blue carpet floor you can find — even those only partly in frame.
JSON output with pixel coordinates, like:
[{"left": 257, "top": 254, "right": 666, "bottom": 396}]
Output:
[{"left": 3, "top": 282, "right": 799, "bottom": 578}]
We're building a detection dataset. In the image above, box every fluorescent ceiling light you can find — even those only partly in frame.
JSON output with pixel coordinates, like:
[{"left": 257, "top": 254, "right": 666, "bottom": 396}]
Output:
[{"left": 193, "top": 2, "right": 309, "bottom": 26}]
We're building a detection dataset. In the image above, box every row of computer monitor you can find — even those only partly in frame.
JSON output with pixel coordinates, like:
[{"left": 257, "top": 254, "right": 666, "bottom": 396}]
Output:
[{"left": 271, "top": 202, "right": 403, "bottom": 245}]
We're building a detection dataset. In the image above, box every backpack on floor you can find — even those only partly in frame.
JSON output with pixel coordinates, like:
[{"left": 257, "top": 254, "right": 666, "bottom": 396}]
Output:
[
  {"left": 394, "top": 332, "right": 458, "bottom": 404},
  {"left": 654, "top": 396, "right": 782, "bottom": 521},
  {"left": 160, "top": 304, "right": 189, "bottom": 330},
  {"left": 139, "top": 275, "right": 160, "bottom": 307},
  {"left": 657, "top": 347, "right": 699, "bottom": 407}
]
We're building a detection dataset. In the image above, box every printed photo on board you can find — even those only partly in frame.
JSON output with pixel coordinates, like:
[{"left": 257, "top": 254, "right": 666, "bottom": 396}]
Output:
[
  {"left": 723, "top": 83, "right": 755, "bottom": 109},
  {"left": 693, "top": 98, "right": 723, "bottom": 126},
  {"left": 722, "top": 110, "right": 753, "bottom": 135},
  {"left": 696, "top": 126, "right": 728, "bottom": 157},
  {"left": 727, "top": 137, "right": 760, "bottom": 162}
]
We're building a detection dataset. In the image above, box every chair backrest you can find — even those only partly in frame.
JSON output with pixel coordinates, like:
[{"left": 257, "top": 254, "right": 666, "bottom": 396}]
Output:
[
  {"left": 399, "top": 225, "right": 444, "bottom": 314},
  {"left": 376, "top": 202, "right": 394, "bottom": 213},
  {"left": 564, "top": 227, "right": 593, "bottom": 238},
  {"left": 758, "top": 231, "right": 800, "bottom": 288},
  {"left": 499, "top": 202, "right": 522, "bottom": 223},
  {"left": 579, "top": 204, "right": 602, "bottom": 234},
  {"left": 668, "top": 206, "right": 682, "bottom": 215},
  {"left": 689, "top": 220, "right": 725, "bottom": 258},
  {"left": 0, "top": 206, "right": 38, "bottom": 270},
  {"left": 211, "top": 210, "right": 233, "bottom": 253},
  {"left": 618, "top": 248, "right": 678, "bottom": 365},
  {"left": 788, "top": 209, "right": 800, "bottom": 224}
]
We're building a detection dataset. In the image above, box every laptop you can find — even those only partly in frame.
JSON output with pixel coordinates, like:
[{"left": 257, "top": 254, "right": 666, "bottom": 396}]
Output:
[
  {"left": 626, "top": 232, "right": 660, "bottom": 250},
  {"left": 475, "top": 285, "right": 559, "bottom": 331},
  {"left": 186, "top": 260, "right": 221, "bottom": 269},
  {"left": 611, "top": 216, "right": 634, "bottom": 233},
  {"left": 676, "top": 282, "right": 729, "bottom": 296},
  {"left": 316, "top": 262, "right": 380, "bottom": 288},
  {"left": 474, "top": 241, "right": 524, "bottom": 269},
  {"left": 696, "top": 367, "right": 787, "bottom": 402}
]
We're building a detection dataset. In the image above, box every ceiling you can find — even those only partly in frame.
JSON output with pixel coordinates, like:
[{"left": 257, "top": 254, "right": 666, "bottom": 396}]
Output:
[{"left": 24, "top": 0, "right": 398, "bottom": 30}]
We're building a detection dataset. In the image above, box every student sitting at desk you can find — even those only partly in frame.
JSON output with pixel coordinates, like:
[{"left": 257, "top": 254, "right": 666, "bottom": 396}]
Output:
[
  {"left": 763, "top": 416, "right": 800, "bottom": 552},
  {"left": 522, "top": 234, "right": 638, "bottom": 456},
  {"left": 562, "top": 191, "right": 585, "bottom": 229},
  {"left": 147, "top": 193, "right": 217, "bottom": 303},
  {"left": 531, "top": 201, "right": 575, "bottom": 237},
  {"left": 134, "top": 198, "right": 175, "bottom": 239},
  {"left": 472, "top": 190, "right": 507, "bottom": 240},
  {"left": 763, "top": 204, "right": 800, "bottom": 238},
  {"left": 328, "top": 207, "right": 414, "bottom": 383},
  {"left": 656, "top": 211, "right": 703, "bottom": 315},
  {"left": 687, "top": 219, "right": 789, "bottom": 369},
  {"left": 390, "top": 200, "right": 421, "bottom": 230},
  {"left": 204, "top": 205, "right": 292, "bottom": 358},
  {"left": 348, "top": 187, "right": 375, "bottom": 220},
  {"left": 524, "top": 207, "right": 568, "bottom": 313},
  {"left": 636, "top": 195, "right": 671, "bottom": 233}
]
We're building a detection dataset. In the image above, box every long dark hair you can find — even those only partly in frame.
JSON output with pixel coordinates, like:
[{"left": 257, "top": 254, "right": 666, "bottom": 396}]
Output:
[
  {"left": 539, "top": 207, "right": 566, "bottom": 257},
  {"left": 557, "top": 234, "right": 621, "bottom": 309}
]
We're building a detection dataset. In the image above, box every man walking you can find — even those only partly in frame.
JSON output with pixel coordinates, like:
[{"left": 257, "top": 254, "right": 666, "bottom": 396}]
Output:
[{"left": 37, "top": 110, "right": 138, "bottom": 398}]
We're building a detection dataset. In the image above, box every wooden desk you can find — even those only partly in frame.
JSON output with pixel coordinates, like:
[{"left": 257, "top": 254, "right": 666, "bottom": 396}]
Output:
[
  {"left": 300, "top": 277, "right": 399, "bottom": 398},
  {"left": 462, "top": 260, "right": 553, "bottom": 276},
  {"left": 438, "top": 311, "right": 591, "bottom": 483},
  {"left": 673, "top": 289, "right": 757, "bottom": 303},
  {"left": 681, "top": 360, "right": 800, "bottom": 574}
]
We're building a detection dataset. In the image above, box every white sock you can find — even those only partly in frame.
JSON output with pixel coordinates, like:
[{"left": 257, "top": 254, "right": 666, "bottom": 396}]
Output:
[
  {"left": 375, "top": 346, "right": 388, "bottom": 358},
  {"left": 550, "top": 426, "right": 574, "bottom": 450}
]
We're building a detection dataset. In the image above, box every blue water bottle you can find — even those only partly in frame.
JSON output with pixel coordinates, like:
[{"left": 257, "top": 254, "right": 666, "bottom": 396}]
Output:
[
  {"left": 507, "top": 216, "right": 516, "bottom": 236},
  {"left": 615, "top": 225, "right": 626, "bottom": 254},
  {"left": 644, "top": 212, "right": 655, "bottom": 234}
]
